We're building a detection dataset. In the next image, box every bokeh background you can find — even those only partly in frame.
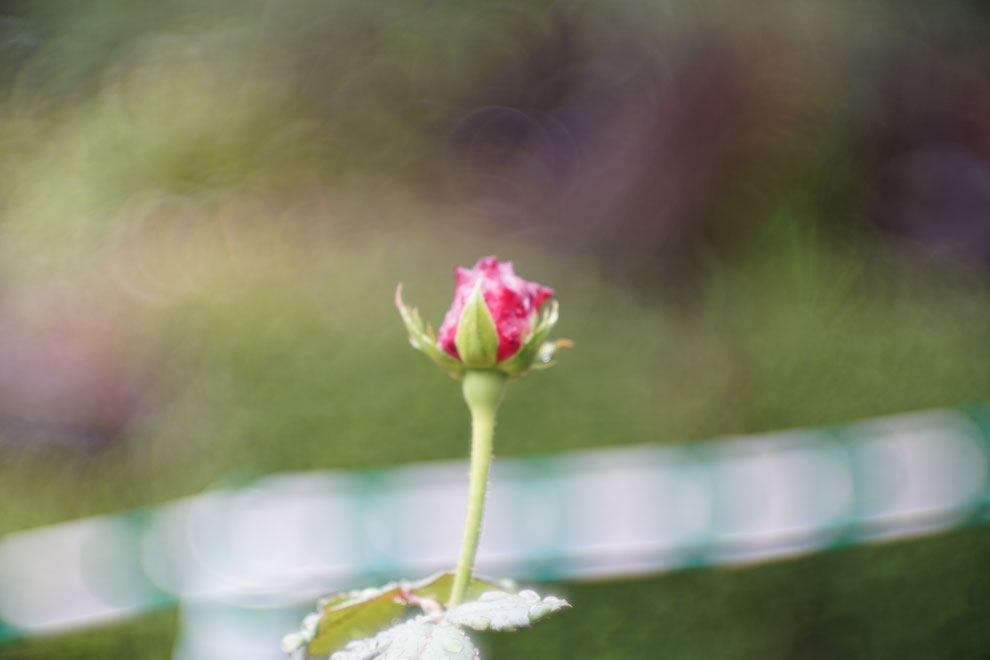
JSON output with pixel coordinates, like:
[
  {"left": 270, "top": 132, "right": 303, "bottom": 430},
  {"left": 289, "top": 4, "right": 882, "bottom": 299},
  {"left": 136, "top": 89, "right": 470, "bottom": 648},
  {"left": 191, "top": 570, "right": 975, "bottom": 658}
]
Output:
[{"left": 2, "top": 0, "right": 990, "bottom": 657}]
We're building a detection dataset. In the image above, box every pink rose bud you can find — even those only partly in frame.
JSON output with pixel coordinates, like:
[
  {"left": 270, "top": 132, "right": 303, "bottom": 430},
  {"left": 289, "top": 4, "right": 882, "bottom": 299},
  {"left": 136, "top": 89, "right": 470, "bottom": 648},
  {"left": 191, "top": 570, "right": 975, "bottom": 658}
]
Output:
[
  {"left": 437, "top": 257, "right": 554, "bottom": 363},
  {"left": 396, "top": 257, "right": 569, "bottom": 379}
]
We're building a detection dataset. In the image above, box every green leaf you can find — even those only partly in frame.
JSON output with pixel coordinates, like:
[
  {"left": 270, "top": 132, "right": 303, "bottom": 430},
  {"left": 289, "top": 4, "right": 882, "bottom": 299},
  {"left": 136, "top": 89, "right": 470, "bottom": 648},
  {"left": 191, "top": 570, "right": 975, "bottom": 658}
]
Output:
[
  {"left": 283, "top": 574, "right": 525, "bottom": 658},
  {"left": 328, "top": 616, "right": 477, "bottom": 660},
  {"left": 406, "top": 571, "right": 512, "bottom": 606},
  {"left": 444, "top": 589, "right": 570, "bottom": 632},
  {"left": 305, "top": 583, "right": 408, "bottom": 657},
  {"left": 454, "top": 281, "right": 498, "bottom": 368}
]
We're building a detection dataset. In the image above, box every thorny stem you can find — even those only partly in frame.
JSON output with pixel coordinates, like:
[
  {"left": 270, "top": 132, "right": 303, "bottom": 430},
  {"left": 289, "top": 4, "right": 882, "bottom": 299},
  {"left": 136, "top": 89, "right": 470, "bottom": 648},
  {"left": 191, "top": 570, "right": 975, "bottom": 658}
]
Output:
[{"left": 448, "top": 369, "right": 505, "bottom": 607}]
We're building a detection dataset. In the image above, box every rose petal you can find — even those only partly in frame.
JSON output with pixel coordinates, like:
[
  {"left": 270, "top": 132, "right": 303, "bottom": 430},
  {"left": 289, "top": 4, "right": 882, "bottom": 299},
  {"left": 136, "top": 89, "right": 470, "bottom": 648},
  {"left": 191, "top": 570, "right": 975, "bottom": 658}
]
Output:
[{"left": 437, "top": 257, "right": 554, "bottom": 362}]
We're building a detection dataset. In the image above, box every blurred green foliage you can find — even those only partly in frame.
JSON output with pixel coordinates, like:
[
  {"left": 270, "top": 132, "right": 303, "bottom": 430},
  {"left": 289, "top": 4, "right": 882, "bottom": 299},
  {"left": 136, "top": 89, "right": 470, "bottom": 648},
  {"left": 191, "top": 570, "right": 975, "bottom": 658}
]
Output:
[
  {"left": 0, "top": 608, "right": 177, "bottom": 660},
  {"left": 1, "top": 0, "right": 990, "bottom": 658}
]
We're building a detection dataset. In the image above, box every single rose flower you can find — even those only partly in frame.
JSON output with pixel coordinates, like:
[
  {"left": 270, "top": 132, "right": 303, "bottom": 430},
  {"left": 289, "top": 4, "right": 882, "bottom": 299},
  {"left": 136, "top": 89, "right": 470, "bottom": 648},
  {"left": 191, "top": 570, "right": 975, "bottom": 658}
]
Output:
[
  {"left": 437, "top": 257, "right": 554, "bottom": 363},
  {"left": 396, "top": 256, "right": 569, "bottom": 379}
]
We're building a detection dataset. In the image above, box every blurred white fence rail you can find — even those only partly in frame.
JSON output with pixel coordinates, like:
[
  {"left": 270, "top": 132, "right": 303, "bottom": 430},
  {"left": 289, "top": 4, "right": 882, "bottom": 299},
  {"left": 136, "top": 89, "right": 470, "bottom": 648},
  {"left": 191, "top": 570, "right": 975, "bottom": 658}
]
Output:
[{"left": 1, "top": 406, "right": 989, "bottom": 659}]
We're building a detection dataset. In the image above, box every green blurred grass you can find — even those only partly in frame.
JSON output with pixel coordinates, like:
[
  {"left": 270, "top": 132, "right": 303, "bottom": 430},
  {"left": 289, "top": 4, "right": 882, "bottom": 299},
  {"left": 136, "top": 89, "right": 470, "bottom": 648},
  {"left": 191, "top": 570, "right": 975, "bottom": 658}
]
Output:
[
  {"left": 484, "top": 526, "right": 990, "bottom": 660},
  {"left": 0, "top": 608, "right": 177, "bottom": 660}
]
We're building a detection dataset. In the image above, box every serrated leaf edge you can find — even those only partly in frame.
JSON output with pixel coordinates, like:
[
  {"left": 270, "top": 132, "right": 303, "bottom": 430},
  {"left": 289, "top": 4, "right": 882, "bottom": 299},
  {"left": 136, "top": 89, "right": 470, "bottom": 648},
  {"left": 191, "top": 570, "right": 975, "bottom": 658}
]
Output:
[{"left": 443, "top": 589, "right": 571, "bottom": 632}]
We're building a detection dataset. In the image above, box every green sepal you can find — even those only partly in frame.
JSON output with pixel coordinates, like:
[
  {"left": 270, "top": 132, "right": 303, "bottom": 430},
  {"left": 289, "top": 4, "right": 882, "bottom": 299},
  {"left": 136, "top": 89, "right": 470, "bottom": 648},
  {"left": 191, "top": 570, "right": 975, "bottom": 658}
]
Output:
[
  {"left": 496, "top": 300, "right": 566, "bottom": 379},
  {"left": 454, "top": 281, "right": 499, "bottom": 368},
  {"left": 395, "top": 285, "right": 464, "bottom": 380}
]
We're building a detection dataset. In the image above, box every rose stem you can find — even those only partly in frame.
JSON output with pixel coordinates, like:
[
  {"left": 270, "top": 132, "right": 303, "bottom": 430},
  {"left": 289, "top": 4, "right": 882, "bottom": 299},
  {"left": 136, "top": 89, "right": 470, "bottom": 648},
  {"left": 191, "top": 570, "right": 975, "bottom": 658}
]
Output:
[{"left": 448, "top": 369, "right": 505, "bottom": 607}]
